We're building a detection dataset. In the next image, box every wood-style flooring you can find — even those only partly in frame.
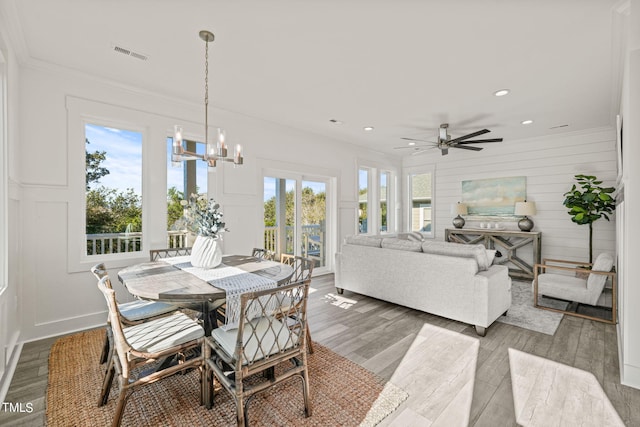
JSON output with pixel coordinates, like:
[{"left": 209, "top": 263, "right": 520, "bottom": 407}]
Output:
[{"left": 2, "top": 273, "right": 639, "bottom": 426}]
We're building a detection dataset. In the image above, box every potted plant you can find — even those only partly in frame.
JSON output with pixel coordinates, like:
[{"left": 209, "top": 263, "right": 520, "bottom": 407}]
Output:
[
  {"left": 181, "top": 194, "right": 228, "bottom": 268},
  {"left": 562, "top": 174, "right": 615, "bottom": 263}
]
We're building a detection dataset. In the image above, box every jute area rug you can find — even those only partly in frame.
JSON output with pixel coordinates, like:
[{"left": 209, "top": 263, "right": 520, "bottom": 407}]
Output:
[{"left": 46, "top": 329, "right": 408, "bottom": 426}]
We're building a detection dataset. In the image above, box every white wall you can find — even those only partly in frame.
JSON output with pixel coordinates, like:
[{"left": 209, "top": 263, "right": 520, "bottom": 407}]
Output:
[
  {"left": 15, "top": 63, "right": 399, "bottom": 342},
  {"left": 403, "top": 127, "right": 617, "bottom": 264}
]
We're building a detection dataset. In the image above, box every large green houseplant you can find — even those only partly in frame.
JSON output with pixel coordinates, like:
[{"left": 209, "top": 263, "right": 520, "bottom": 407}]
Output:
[{"left": 562, "top": 174, "right": 615, "bottom": 263}]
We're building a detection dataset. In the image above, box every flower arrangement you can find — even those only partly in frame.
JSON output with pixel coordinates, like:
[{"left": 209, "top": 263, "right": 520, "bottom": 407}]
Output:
[{"left": 181, "top": 194, "right": 228, "bottom": 238}]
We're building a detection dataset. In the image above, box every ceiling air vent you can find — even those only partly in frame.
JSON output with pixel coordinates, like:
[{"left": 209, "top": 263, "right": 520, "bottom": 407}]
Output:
[{"left": 112, "top": 44, "right": 149, "bottom": 61}]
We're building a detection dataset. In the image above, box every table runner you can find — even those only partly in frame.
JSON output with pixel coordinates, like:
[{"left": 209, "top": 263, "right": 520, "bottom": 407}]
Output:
[{"left": 162, "top": 256, "right": 278, "bottom": 330}]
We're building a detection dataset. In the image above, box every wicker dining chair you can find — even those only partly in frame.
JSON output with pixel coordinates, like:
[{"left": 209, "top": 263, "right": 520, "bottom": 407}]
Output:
[
  {"left": 203, "top": 279, "right": 312, "bottom": 426},
  {"left": 96, "top": 274, "right": 205, "bottom": 427},
  {"left": 251, "top": 247, "right": 276, "bottom": 261},
  {"left": 149, "top": 246, "right": 192, "bottom": 261},
  {"left": 90, "top": 264, "right": 178, "bottom": 365},
  {"left": 279, "top": 254, "right": 316, "bottom": 353}
]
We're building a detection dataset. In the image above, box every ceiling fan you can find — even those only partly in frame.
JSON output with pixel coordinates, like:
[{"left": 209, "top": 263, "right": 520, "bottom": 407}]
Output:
[{"left": 395, "top": 123, "right": 503, "bottom": 156}]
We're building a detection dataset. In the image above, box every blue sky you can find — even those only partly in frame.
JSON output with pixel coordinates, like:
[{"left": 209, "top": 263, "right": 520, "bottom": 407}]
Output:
[
  {"left": 85, "top": 123, "right": 207, "bottom": 196},
  {"left": 85, "top": 124, "right": 143, "bottom": 194}
]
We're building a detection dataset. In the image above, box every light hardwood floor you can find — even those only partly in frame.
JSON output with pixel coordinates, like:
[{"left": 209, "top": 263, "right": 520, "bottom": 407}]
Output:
[{"left": 2, "top": 273, "right": 639, "bottom": 426}]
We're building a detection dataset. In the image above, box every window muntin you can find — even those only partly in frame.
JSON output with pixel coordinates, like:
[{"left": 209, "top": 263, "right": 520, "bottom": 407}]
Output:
[{"left": 85, "top": 124, "right": 142, "bottom": 255}]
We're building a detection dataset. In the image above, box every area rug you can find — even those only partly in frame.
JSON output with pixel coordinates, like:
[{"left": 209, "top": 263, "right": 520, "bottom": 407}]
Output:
[
  {"left": 496, "top": 280, "right": 568, "bottom": 335},
  {"left": 46, "top": 329, "right": 408, "bottom": 426}
]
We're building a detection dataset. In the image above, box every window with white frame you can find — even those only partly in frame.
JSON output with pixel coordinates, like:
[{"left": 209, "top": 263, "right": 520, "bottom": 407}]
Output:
[
  {"left": 166, "top": 137, "right": 208, "bottom": 248},
  {"left": 85, "top": 123, "right": 143, "bottom": 256},
  {"left": 358, "top": 167, "right": 369, "bottom": 234},
  {"left": 357, "top": 165, "right": 395, "bottom": 234},
  {"left": 409, "top": 172, "right": 433, "bottom": 235}
]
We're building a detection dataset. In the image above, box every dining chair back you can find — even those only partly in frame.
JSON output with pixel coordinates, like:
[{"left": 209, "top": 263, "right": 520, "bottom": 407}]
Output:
[
  {"left": 96, "top": 274, "right": 205, "bottom": 427},
  {"left": 279, "top": 254, "right": 316, "bottom": 353},
  {"left": 203, "top": 278, "right": 312, "bottom": 426},
  {"left": 90, "top": 263, "right": 178, "bottom": 365},
  {"left": 149, "top": 247, "right": 192, "bottom": 261},
  {"left": 251, "top": 247, "right": 276, "bottom": 261}
]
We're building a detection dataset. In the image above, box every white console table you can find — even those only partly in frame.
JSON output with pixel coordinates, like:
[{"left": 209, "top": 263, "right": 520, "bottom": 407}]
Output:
[{"left": 445, "top": 228, "right": 542, "bottom": 280}]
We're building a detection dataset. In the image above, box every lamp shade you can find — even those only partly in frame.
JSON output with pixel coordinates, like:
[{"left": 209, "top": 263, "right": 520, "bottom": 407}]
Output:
[
  {"left": 452, "top": 203, "right": 468, "bottom": 215},
  {"left": 514, "top": 201, "right": 536, "bottom": 216}
]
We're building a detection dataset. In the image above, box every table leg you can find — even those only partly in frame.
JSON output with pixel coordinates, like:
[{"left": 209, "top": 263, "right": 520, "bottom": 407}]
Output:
[{"left": 202, "top": 301, "right": 212, "bottom": 336}]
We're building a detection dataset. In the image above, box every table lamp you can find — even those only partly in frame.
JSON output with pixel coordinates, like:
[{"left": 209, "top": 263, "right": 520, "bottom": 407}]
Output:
[
  {"left": 451, "top": 202, "right": 468, "bottom": 229},
  {"left": 514, "top": 200, "right": 536, "bottom": 231}
]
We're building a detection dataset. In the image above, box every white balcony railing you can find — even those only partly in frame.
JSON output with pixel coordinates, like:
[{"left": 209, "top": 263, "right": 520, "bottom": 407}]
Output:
[
  {"left": 86, "top": 230, "right": 188, "bottom": 255},
  {"left": 264, "top": 224, "right": 325, "bottom": 266}
]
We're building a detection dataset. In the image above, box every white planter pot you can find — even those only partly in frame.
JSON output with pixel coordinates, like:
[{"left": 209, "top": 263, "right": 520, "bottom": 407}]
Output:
[{"left": 191, "top": 235, "right": 222, "bottom": 269}]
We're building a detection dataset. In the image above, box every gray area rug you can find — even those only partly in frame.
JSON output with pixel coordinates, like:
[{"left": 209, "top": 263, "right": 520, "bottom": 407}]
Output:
[{"left": 496, "top": 280, "right": 568, "bottom": 335}]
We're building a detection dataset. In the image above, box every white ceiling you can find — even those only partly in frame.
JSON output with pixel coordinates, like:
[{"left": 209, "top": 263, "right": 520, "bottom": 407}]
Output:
[{"left": 4, "top": 0, "right": 623, "bottom": 156}]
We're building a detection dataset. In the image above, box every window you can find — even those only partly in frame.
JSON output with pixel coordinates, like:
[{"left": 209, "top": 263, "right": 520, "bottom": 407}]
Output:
[
  {"left": 380, "top": 171, "right": 389, "bottom": 232},
  {"left": 263, "top": 170, "right": 333, "bottom": 274},
  {"left": 357, "top": 165, "right": 395, "bottom": 234},
  {"left": 358, "top": 168, "right": 369, "bottom": 233},
  {"left": 166, "top": 138, "right": 208, "bottom": 248},
  {"left": 85, "top": 124, "right": 143, "bottom": 255},
  {"left": 409, "top": 172, "right": 433, "bottom": 234}
]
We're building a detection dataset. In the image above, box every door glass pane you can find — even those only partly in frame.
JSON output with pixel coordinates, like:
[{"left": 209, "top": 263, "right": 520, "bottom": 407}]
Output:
[
  {"left": 302, "top": 180, "right": 326, "bottom": 268},
  {"left": 358, "top": 168, "right": 368, "bottom": 233},
  {"left": 380, "top": 172, "right": 389, "bottom": 232},
  {"left": 263, "top": 177, "right": 295, "bottom": 257},
  {"left": 85, "top": 124, "right": 142, "bottom": 255},
  {"left": 411, "top": 173, "right": 432, "bottom": 233},
  {"left": 166, "top": 138, "right": 208, "bottom": 248}
]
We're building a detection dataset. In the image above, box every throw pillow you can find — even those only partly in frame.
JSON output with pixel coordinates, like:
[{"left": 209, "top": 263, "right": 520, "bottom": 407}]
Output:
[{"left": 407, "top": 232, "right": 424, "bottom": 242}]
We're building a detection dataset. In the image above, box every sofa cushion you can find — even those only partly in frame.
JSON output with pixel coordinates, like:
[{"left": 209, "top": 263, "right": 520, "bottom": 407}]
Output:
[
  {"left": 345, "top": 235, "right": 383, "bottom": 248},
  {"left": 421, "top": 241, "right": 490, "bottom": 271},
  {"left": 381, "top": 237, "right": 423, "bottom": 252}
]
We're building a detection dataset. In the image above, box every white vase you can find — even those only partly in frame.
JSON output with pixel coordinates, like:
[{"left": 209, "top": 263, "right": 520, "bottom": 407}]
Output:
[{"left": 191, "top": 235, "right": 222, "bottom": 269}]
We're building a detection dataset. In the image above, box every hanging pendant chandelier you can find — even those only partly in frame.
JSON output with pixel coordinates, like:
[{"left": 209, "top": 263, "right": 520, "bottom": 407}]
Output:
[{"left": 172, "top": 30, "right": 243, "bottom": 170}]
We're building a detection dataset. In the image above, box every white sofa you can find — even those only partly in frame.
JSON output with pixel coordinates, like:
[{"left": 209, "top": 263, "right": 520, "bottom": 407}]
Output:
[{"left": 334, "top": 235, "right": 512, "bottom": 336}]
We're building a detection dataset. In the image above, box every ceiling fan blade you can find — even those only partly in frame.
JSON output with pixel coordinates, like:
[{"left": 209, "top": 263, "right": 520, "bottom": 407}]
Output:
[
  {"left": 447, "top": 129, "right": 490, "bottom": 144},
  {"left": 453, "top": 145, "right": 483, "bottom": 151},
  {"left": 457, "top": 138, "right": 503, "bottom": 144}
]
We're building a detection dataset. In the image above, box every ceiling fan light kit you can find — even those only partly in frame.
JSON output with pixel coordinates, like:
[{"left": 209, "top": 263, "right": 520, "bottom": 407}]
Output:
[{"left": 396, "top": 123, "right": 503, "bottom": 156}]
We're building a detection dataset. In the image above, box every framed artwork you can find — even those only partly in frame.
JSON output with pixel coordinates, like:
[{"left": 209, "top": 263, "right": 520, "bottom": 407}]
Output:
[{"left": 461, "top": 176, "right": 526, "bottom": 219}]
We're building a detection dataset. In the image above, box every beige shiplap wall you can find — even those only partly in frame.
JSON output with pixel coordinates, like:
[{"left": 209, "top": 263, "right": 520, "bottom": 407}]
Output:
[{"left": 403, "top": 127, "right": 618, "bottom": 264}]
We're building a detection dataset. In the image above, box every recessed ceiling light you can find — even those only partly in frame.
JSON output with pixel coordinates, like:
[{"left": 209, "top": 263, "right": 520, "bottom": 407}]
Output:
[
  {"left": 521, "top": 119, "right": 534, "bottom": 125},
  {"left": 408, "top": 142, "right": 416, "bottom": 146},
  {"left": 329, "top": 119, "right": 343, "bottom": 125},
  {"left": 363, "top": 126, "right": 374, "bottom": 131},
  {"left": 494, "top": 89, "right": 510, "bottom": 97}
]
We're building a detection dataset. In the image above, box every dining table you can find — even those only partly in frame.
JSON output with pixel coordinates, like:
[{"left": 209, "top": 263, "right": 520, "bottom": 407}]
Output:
[{"left": 118, "top": 254, "right": 294, "bottom": 335}]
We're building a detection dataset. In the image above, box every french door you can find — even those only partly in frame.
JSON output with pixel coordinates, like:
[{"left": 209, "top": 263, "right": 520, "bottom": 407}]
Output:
[{"left": 263, "top": 172, "right": 331, "bottom": 275}]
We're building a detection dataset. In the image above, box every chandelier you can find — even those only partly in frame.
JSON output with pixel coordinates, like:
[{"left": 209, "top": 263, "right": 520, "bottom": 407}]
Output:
[{"left": 172, "top": 30, "right": 243, "bottom": 170}]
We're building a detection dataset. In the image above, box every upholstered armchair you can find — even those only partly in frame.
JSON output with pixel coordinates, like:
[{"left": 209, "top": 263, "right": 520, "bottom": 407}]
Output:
[{"left": 533, "top": 252, "right": 616, "bottom": 323}]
